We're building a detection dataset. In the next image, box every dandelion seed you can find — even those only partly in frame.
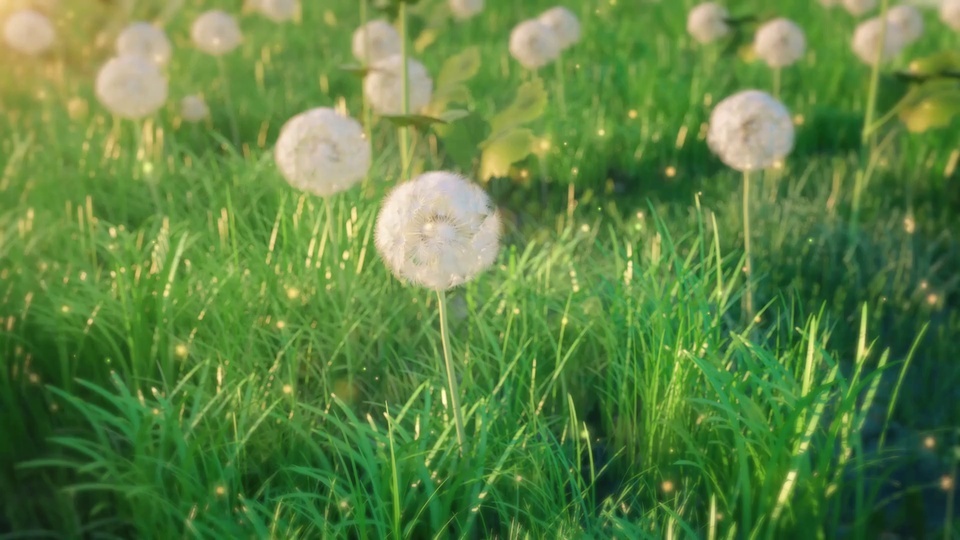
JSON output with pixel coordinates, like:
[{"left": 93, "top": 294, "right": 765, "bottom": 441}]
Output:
[
  {"left": 942, "top": 0, "right": 960, "bottom": 31},
  {"left": 352, "top": 19, "right": 400, "bottom": 64},
  {"left": 180, "top": 94, "right": 209, "bottom": 123},
  {"left": 509, "top": 19, "right": 561, "bottom": 70},
  {"left": 116, "top": 22, "right": 172, "bottom": 66},
  {"left": 707, "top": 89, "right": 795, "bottom": 172},
  {"left": 449, "top": 0, "right": 484, "bottom": 20},
  {"left": 274, "top": 107, "right": 371, "bottom": 196},
  {"left": 191, "top": 10, "right": 242, "bottom": 56},
  {"left": 754, "top": 18, "right": 806, "bottom": 68},
  {"left": 886, "top": 5, "right": 923, "bottom": 44},
  {"left": 95, "top": 55, "right": 168, "bottom": 119},
  {"left": 538, "top": 6, "right": 581, "bottom": 50},
  {"left": 2, "top": 9, "right": 55, "bottom": 56},
  {"left": 687, "top": 3, "right": 730, "bottom": 44},
  {"left": 374, "top": 171, "right": 501, "bottom": 290},
  {"left": 363, "top": 55, "right": 433, "bottom": 115},
  {"left": 842, "top": 0, "right": 877, "bottom": 17},
  {"left": 852, "top": 17, "right": 904, "bottom": 65}
]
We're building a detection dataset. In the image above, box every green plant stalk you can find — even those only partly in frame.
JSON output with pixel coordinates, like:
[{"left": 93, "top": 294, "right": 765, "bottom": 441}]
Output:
[
  {"left": 861, "top": 0, "right": 890, "bottom": 151},
  {"left": 216, "top": 57, "right": 241, "bottom": 148},
  {"left": 398, "top": 0, "right": 412, "bottom": 180},
  {"left": 773, "top": 67, "right": 782, "bottom": 100},
  {"left": 359, "top": 0, "right": 373, "bottom": 143},
  {"left": 436, "top": 289, "right": 466, "bottom": 451},
  {"left": 554, "top": 54, "right": 567, "bottom": 116},
  {"left": 742, "top": 170, "right": 754, "bottom": 324}
]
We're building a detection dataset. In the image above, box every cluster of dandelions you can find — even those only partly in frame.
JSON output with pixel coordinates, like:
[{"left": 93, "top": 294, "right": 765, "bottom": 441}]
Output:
[
  {"left": 509, "top": 6, "right": 581, "bottom": 70},
  {"left": 851, "top": 5, "right": 924, "bottom": 65},
  {"left": 686, "top": 2, "right": 731, "bottom": 44},
  {"left": 349, "top": 19, "right": 434, "bottom": 116}
]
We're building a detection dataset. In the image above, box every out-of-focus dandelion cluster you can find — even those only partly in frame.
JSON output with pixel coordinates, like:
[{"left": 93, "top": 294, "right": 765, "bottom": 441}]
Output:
[{"left": 509, "top": 6, "right": 581, "bottom": 69}]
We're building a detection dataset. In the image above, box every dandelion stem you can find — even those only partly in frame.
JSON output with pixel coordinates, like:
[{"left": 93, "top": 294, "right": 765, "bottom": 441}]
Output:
[
  {"left": 554, "top": 54, "right": 567, "bottom": 117},
  {"left": 742, "top": 170, "right": 754, "bottom": 324},
  {"left": 398, "top": 0, "right": 412, "bottom": 180},
  {"left": 772, "top": 67, "right": 782, "bottom": 100},
  {"left": 216, "top": 57, "right": 241, "bottom": 149},
  {"left": 359, "top": 0, "right": 373, "bottom": 142},
  {"left": 436, "top": 289, "right": 466, "bottom": 452},
  {"left": 322, "top": 197, "right": 342, "bottom": 287},
  {"left": 862, "top": 0, "right": 890, "bottom": 150}
]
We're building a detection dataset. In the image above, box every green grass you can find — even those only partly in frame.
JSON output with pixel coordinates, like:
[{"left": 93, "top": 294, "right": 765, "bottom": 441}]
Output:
[{"left": 1, "top": 0, "right": 959, "bottom": 538}]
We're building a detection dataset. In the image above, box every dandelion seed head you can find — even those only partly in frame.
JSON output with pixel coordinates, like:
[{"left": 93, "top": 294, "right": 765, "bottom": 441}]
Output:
[
  {"left": 375, "top": 171, "right": 501, "bottom": 290},
  {"left": 509, "top": 19, "right": 561, "bottom": 70},
  {"left": 886, "top": 5, "right": 923, "bottom": 45},
  {"left": 116, "top": 22, "right": 172, "bottom": 65},
  {"left": 942, "top": 0, "right": 960, "bottom": 31},
  {"left": 191, "top": 10, "right": 242, "bottom": 56},
  {"left": 95, "top": 54, "right": 169, "bottom": 120},
  {"left": 363, "top": 54, "right": 433, "bottom": 115},
  {"left": 852, "top": 17, "right": 904, "bottom": 65},
  {"left": 257, "top": 0, "right": 299, "bottom": 22},
  {"left": 352, "top": 19, "right": 401, "bottom": 63},
  {"left": 180, "top": 94, "right": 209, "bottom": 123},
  {"left": 274, "top": 107, "right": 371, "bottom": 197},
  {"left": 687, "top": 3, "right": 731, "bottom": 44},
  {"left": 3, "top": 9, "right": 55, "bottom": 56},
  {"left": 754, "top": 18, "right": 806, "bottom": 68},
  {"left": 449, "top": 0, "right": 484, "bottom": 20},
  {"left": 538, "top": 6, "right": 581, "bottom": 50},
  {"left": 707, "top": 89, "right": 795, "bottom": 172},
  {"left": 843, "top": 0, "right": 877, "bottom": 17}
]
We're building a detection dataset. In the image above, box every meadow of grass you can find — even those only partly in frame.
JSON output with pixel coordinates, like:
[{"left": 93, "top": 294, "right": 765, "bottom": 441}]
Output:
[{"left": 1, "top": 0, "right": 959, "bottom": 538}]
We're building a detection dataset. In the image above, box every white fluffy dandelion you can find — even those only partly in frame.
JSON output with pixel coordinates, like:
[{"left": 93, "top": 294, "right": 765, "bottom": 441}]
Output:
[
  {"left": 273, "top": 108, "right": 371, "bottom": 197},
  {"left": 509, "top": 19, "right": 561, "bottom": 70},
  {"left": 180, "top": 95, "right": 209, "bottom": 122},
  {"left": 3, "top": 9, "right": 55, "bottom": 56},
  {"left": 95, "top": 55, "right": 168, "bottom": 119},
  {"left": 449, "top": 0, "right": 484, "bottom": 20},
  {"left": 257, "top": 0, "right": 298, "bottom": 23},
  {"left": 754, "top": 18, "right": 806, "bottom": 68},
  {"left": 707, "top": 89, "right": 795, "bottom": 172},
  {"left": 375, "top": 171, "right": 501, "bottom": 290},
  {"left": 851, "top": 17, "right": 904, "bottom": 65},
  {"left": 943, "top": 0, "right": 960, "bottom": 30},
  {"left": 352, "top": 19, "right": 401, "bottom": 64},
  {"left": 886, "top": 5, "right": 924, "bottom": 44},
  {"left": 687, "top": 3, "right": 731, "bottom": 44},
  {"left": 842, "top": 0, "right": 878, "bottom": 16},
  {"left": 116, "top": 22, "right": 172, "bottom": 66},
  {"left": 191, "top": 10, "right": 242, "bottom": 56},
  {"left": 538, "top": 6, "right": 581, "bottom": 50},
  {"left": 363, "top": 54, "right": 434, "bottom": 115}
]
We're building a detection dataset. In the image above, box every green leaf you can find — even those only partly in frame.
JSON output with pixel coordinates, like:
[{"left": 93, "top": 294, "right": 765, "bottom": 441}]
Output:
[
  {"left": 436, "top": 46, "right": 482, "bottom": 91},
  {"left": 381, "top": 114, "right": 449, "bottom": 129},
  {"left": 898, "top": 83, "right": 960, "bottom": 133},
  {"left": 906, "top": 51, "right": 960, "bottom": 78},
  {"left": 435, "top": 111, "right": 490, "bottom": 172},
  {"left": 339, "top": 64, "right": 370, "bottom": 77},
  {"left": 489, "top": 79, "right": 548, "bottom": 136},
  {"left": 439, "top": 109, "right": 470, "bottom": 122},
  {"left": 479, "top": 128, "right": 535, "bottom": 181}
]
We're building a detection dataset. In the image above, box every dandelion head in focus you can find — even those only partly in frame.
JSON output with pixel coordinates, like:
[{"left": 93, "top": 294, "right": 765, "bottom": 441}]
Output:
[
  {"left": 257, "top": 0, "right": 299, "bottom": 23},
  {"left": 362, "top": 54, "right": 434, "bottom": 115},
  {"left": 449, "top": 0, "right": 484, "bottom": 21},
  {"left": 754, "top": 18, "right": 806, "bottom": 68},
  {"left": 191, "top": 10, "right": 242, "bottom": 56},
  {"left": 942, "top": 0, "right": 960, "bottom": 31},
  {"left": 352, "top": 19, "right": 401, "bottom": 64},
  {"left": 116, "top": 22, "right": 172, "bottom": 66},
  {"left": 842, "top": 0, "right": 877, "bottom": 17},
  {"left": 180, "top": 94, "right": 209, "bottom": 123},
  {"left": 95, "top": 54, "right": 169, "bottom": 120},
  {"left": 538, "top": 6, "right": 581, "bottom": 50},
  {"left": 509, "top": 19, "right": 561, "bottom": 70},
  {"left": 852, "top": 17, "right": 904, "bottom": 65},
  {"left": 274, "top": 108, "right": 371, "bottom": 197},
  {"left": 3, "top": 9, "right": 55, "bottom": 56},
  {"left": 687, "top": 3, "right": 731, "bottom": 44},
  {"left": 886, "top": 5, "right": 923, "bottom": 45},
  {"left": 707, "top": 89, "right": 795, "bottom": 172},
  {"left": 375, "top": 171, "right": 501, "bottom": 291}
]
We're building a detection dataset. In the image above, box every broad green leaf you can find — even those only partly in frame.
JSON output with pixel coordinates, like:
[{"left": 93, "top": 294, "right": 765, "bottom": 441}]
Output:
[
  {"left": 436, "top": 46, "right": 482, "bottom": 91},
  {"left": 479, "top": 128, "right": 535, "bottom": 181},
  {"left": 427, "top": 83, "right": 472, "bottom": 116},
  {"left": 907, "top": 51, "right": 960, "bottom": 77},
  {"left": 898, "top": 85, "right": 960, "bottom": 133},
  {"left": 439, "top": 109, "right": 470, "bottom": 122},
  {"left": 489, "top": 79, "right": 548, "bottom": 136},
  {"left": 382, "top": 114, "right": 450, "bottom": 129},
  {"left": 339, "top": 64, "right": 370, "bottom": 77},
  {"left": 414, "top": 28, "right": 438, "bottom": 53},
  {"left": 435, "top": 112, "right": 490, "bottom": 172}
]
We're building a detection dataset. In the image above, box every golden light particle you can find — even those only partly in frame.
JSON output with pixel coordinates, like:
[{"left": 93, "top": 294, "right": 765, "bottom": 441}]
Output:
[
  {"left": 520, "top": 169, "right": 529, "bottom": 179},
  {"left": 927, "top": 293, "right": 939, "bottom": 306},
  {"left": 60, "top": 305, "right": 70, "bottom": 313},
  {"left": 628, "top": 109, "right": 638, "bottom": 119},
  {"left": 539, "top": 139, "right": 551, "bottom": 151},
  {"left": 923, "top": 436, "right": 936, "bottom": 449},
  {"left": 904, "top": 216, "right": 916, "bottom": 234},
  {"left": 793, "top": 114, "right": 805, "bottom": 125},
  {"left": 597, "top": 128, "right": 606, "bottom": 136},
  {"left": 276, "top": 320, "right": 286, "bottom": 329},
  {"left": 665, "top": 166, "right": 677, "bottom": 178},
  {"left": 215, "top": 485, "right": 227, "bottom": 496},
  {"left": 174, "top": 344, "right": 189, "bottom": 358},
  {"left": 282, "top": 384, "right": 293, "bottom": 395},
  {"left": 941, "top": 475, "right": 954, "bottom": 491},
  {"left": 571, "top": 167, "right": 579, "bottom": 175},
  {"left": 286, "top": 287, "right": 300, "bottom": 300},
  {"left": 661, "top": 480, "right": 675, "bottom": 493}
]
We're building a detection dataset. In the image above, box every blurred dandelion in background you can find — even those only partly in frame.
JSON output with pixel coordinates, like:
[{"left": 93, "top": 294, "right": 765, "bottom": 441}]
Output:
[
  {"left": 363, "top": 54, "right": 434, "bottom": 115},
  {"left": 508, "top": 19, "right": 561, "bottom": 69},
  {"left": 95, "top": 55, "right": 168, "bottom": 120},
  {"left": 116, "top": 22, "right": 172, "bottom": 66},
  {"left": 3, "top": 9, "right": 55, "bottom": 56},
  {"left": 538, "top": 6, "right": 581, "bottom": 50},
  {"left": 686, "top": 3, "right": 731, "bottom": 44},
  {"left": 191, "top": 10, "right": 243, "bottom": 56},
  {"left": 351, "top": 19, "right": 401, "bottom": 64}
]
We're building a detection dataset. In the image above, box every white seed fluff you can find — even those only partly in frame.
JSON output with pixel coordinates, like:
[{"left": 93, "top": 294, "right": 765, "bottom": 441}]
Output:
[
  {"left": 509, "top": 19, "right": 561, "bottom": 70},
  {"left": 116, "top": 22, "right": 172, "bottom": 66},
  {"left": 886, "top": 5, "right": 924, "bottom": 44},
  {"left": 273, "top": 108, "right": 371, "bottom": 197},
  {"left": 538, "top": 6, "right": 582, "bottom": 50},
  {"left": 3, "top": 9, "right": 55, "bottom": 56},
  {"left": 687, "top": 3, "right": 731, "bottom": 44},
  {"left": 191, "top": 10, "right": 242, "bottom": 56},
  {"left": 943, "top": 0, "right": 960, "bottom": 31},
  {"left": 842, "top": 0, "right": 877, "bottom": 17},
  {"left": 754, "top": 18, "right": 806, "bottom": 68},
  {"left": 95, "top": 55, "right": 168, "bottom": 120},
  {"left": 707, "top": 90, "right": 795, "bottom": 172},
  {"left": 819, "top": 0, "right": 840, "bottom": 7},
  {"left": 375, "top": 171, "right": 501, "bottom": 290},
  {"left": 449, "top": 0, "right": 484, "bottom": 20},
  {"left": 363, "top": 54, "right": 434, "bottom": 115},
  {"left": 851, "top": 17, "right": 904, "bottom": 65},
  {"left": 257, "top": 0, "right": 298, "bottom": 22},
  {"left": 352, "top": 19, "right": 401, "bottom": 64},
  {"left": 180, "top": 95, "right": 209, "bottom": 122}
]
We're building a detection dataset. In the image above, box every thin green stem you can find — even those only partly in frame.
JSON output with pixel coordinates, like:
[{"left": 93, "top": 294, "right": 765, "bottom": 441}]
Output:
[
  {"left": 398, "top": 1, "right": 411, "bottom": 180},
  {"left": 742, "top": 170, "right": 754, "bottom": 324},
  {"left": 554, "top": 54, "right": 567, "bottom": 117},
  {"left": 436, "top": 289, "right": 466, "bottom": 452},
  {"left": 861, "top": 0, "right": 890, "bottom": 151},
  {"left": 359, "top": 0, "right": 373, "bottom": 140},
  {"left": 216, "top": 57, "right": 240, "bottom": 149},
  {"left": 772, "top": 67, "right": 782, "bottom": 100}
]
